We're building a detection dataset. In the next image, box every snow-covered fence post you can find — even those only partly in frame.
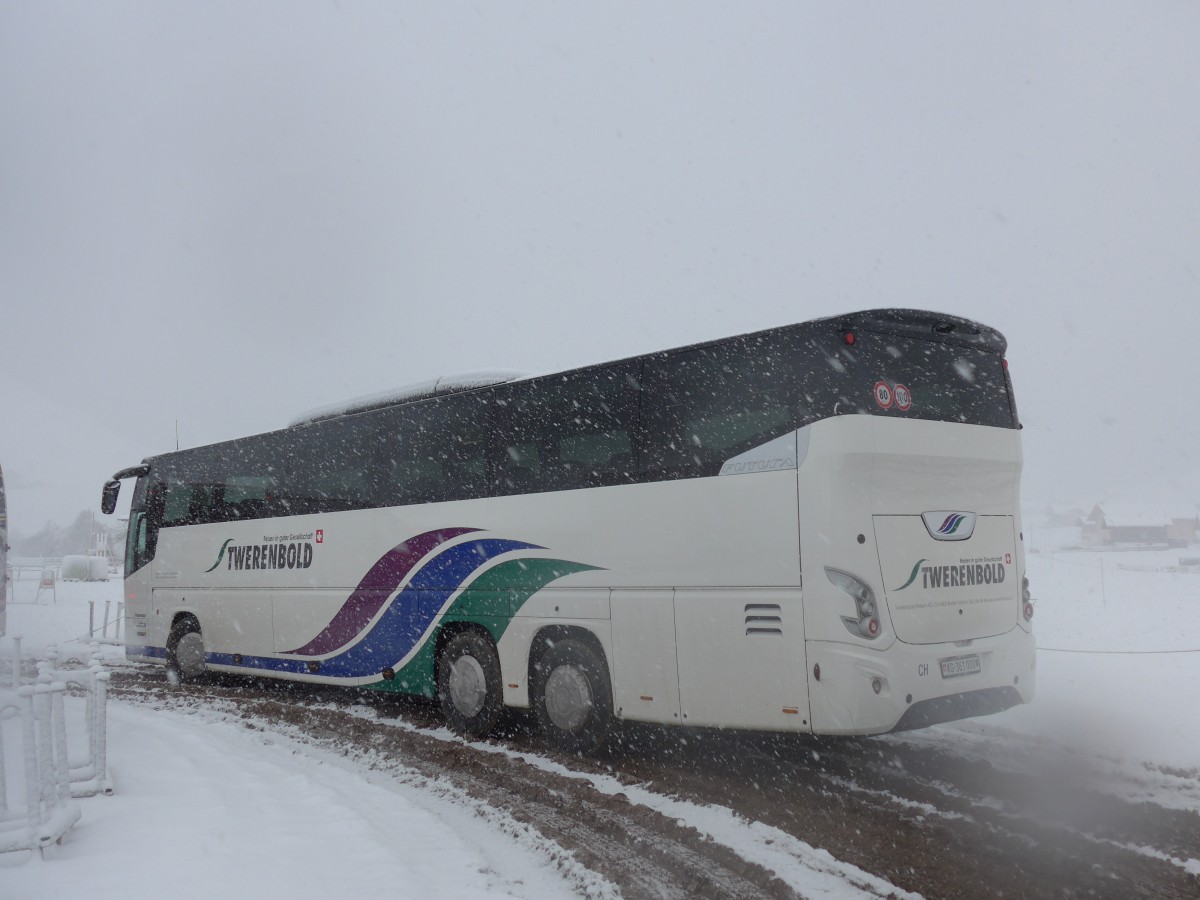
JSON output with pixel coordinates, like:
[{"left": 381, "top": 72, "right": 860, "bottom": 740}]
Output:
[
  {"left": 34, "top": 643, "right": 113, "bottom": 797},
  {"left": 27, "top": 677, "right": 81, "bottom": 854},
  {"left": 87, "top": 600, "right": 125, "bottom": 643},
  {"left": 8, "top": 634, "right": 19, "bottom": 690},
  {"left": 0, "top": 687, "right": 43, "bottom": 856}
]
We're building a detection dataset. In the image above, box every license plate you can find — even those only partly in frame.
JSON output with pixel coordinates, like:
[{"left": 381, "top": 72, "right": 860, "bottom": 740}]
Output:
[{"left": 939, "top": 655, "right": 981, "bottom": 678}]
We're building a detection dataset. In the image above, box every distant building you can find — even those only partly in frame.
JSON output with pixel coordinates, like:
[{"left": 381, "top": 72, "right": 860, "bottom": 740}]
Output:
[
  {"left": 1044, "top": 504, "right": 1085, "bottom": 527},
  {"left": 1083, "top": 503, "right": 1200, "bottom": 547}
]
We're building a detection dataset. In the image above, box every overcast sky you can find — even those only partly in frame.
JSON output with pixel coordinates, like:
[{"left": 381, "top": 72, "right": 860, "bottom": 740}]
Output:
[{"left": 2, "top": 1, "right": 1198, "bottom": 532}]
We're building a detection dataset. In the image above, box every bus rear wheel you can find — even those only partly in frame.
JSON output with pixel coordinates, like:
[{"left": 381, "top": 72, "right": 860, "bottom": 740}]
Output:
[
  {"left": 167, "top": 616, "right": 206, "bottom": 684},
  {"left": 437, "top": 630, "right": 503, "bottom": 738},
  {"left": 534, "top": 638, "right": 612, "bottom": 755}
]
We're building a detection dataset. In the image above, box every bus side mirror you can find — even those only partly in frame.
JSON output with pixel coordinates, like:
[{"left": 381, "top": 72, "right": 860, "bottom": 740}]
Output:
[{"left": 101, "top": 480, "right": 121, "bottom": 515}]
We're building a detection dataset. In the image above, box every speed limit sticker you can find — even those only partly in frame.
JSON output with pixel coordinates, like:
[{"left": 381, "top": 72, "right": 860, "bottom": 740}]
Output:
[
  {"left": 894, "top": 384, "right": 912, "bottom": 411},
  {"left": 873, "top": 381, "right": 893, "bottom": 409}
]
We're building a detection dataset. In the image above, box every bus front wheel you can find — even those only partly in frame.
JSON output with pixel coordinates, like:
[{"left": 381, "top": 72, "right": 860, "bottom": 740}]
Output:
[
  {"left": 167, "top": 616, "right": 206, "bottom": 684},
  {"left": 437, "top": 630, "right": 503, "bottom": 738},
  {"left": 534, "top": 638, "right": 612, "bottom": 755}
]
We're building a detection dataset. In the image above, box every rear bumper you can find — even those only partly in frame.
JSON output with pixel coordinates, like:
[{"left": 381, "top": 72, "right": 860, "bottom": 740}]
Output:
[{"left": 806, "top": 627, "right": 1035, "bottom": 735}]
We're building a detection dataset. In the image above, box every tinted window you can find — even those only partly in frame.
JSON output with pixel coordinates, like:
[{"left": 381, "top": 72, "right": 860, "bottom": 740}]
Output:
[
  {"left": 157, "top": 437, "right": 285, "bottom": 526},
  {"left": 377, "top": 394, "right": 491, "bottom": 505},
  {"left": 836, "top": 331, "right": 1014, "bottom": 427},
  {"left": 284, "top": 415, "right": 379, "bottom": 514},
  {"left": 493, "top": 364, "right": 639, "bottom": 495},
  {"left": 642, "top": 335, "right": 808, "bottom": 480},
  {"left": 641, "top": 326, "right": 1015, "bottom": 481}
]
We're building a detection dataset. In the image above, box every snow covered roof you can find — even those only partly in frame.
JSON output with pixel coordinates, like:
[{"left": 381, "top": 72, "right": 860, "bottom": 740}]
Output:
[
  {"left": 289, "top": 369, "right": 532, "bottom": 426},
  {"left": 1090, "top": 502, "right": 1200, "bottom": 527}
]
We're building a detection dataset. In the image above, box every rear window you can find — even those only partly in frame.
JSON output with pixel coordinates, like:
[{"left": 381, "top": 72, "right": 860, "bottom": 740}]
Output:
[
  {"left": 818, "top": 330, "right": 1015, "bottom": 429},
  {"left": 641, "top": 324, "right": 1016, "bottom": 479}
]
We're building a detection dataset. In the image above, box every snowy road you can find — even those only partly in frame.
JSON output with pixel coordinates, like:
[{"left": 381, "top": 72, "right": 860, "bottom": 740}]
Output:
[
  {"left": 2, "top": 697, "right": 611, "bottom": 900},
  {"left": 102, "top": 669, "right": 1199, "bottom": 899}
]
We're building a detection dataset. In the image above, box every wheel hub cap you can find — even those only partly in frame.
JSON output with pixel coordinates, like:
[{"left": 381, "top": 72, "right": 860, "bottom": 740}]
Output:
[
  {"left": 175, "top": 633, "right": 206, "bottom": 679},
  {"left": 448, "top": 655, "right": 487, "bottom": 717},
  {"left": 544, "top": 665, "right": 592, "bottom": 732}
]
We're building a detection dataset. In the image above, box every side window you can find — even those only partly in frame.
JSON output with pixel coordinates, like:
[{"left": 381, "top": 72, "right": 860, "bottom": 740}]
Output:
[
  {"left": 125, "top": 476, "right": 153, "bottom": 573},
  {"left": 493, "top": 364, "right": 640, "bottom": 495},
  {"left": 158, "top": 437, "right": 285, "bottom": 525},
  {"left": 379, "top": 395, "right": 491, "bottom": 506},
  {"left": 642, "top": 336, "right": 805, "bottom": 481},
  {"left": 284, "top": 417, "right": 377, "bottom": 514},
  {"left": 127, "top": 513, "right": 147, "bottom": 571}
]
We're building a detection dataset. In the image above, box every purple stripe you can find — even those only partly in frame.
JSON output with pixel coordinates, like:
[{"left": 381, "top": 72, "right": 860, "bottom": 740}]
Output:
[{"left": 285, "top": 527, "right": 478, "bottom": 655}]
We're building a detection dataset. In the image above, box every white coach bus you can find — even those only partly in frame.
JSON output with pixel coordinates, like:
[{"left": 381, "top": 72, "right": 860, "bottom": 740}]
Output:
[{"left": 101, "top": 310, "right": 1035, "bottom": 752}]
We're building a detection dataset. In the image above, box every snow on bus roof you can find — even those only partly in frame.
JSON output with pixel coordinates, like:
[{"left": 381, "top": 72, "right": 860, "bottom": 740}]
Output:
[{"left": 289, "top": 369, "right": 532, "bottom": 426}]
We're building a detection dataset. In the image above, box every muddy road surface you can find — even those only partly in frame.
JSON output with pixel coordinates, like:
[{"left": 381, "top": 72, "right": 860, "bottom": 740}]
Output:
[{"left": 110, "top": 669, "right": 1200, "bottom": 899}]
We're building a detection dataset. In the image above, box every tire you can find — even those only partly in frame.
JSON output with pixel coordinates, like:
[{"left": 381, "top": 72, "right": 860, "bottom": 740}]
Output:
[
  {"left": 166, "top": 616, "right": 206, "bottom": 683},
  {"left": 437, "top": 630, "right": 504, "bottom": 738},
  {"left": 534, "top": 637, "right": 613, "bottom": 755}
]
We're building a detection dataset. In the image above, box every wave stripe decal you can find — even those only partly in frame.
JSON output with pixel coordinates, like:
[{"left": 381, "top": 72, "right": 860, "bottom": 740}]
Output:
[
  {"left": 207, "top": 538, "right": 539, "bottom": 678},
  {"left": 247, "top": 538, "right": 536, "bottom": 678},
  {"left": 367, "top": 557, "right": 601, "bottom": 696},
  {"left": 286, "top": 527, "right": 478, "bottom": 655}
]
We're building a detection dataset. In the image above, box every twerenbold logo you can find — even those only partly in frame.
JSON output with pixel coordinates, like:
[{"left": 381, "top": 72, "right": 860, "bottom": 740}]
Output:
[
  {"left": 893, "top": 559, "right": 928, "bottom": 592},
  {"left": 205, "top": 538, "right": 234, "bottom": 573},
  {"left": 937, "top": 514, "right": 966, "bottom": 535}
]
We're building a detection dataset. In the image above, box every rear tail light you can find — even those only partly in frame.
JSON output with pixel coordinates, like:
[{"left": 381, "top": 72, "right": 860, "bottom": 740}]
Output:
[
  {"left": 1022, "top": 575, "right": 1034, "bottom": 622},
  {"left": 826, "top": 568, "right": 883, "bottom": 640}
]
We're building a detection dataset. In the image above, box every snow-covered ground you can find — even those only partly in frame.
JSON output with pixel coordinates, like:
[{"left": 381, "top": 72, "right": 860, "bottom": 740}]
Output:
[
  {"left": 0, "top": 575, "right": 614, "bottom": 899},
  {"left": 1002, "top": 546, "right": 1200, "bottom": 771},
  {"left": 3, "top": 539, "right": 1199, "bottom": 897}
]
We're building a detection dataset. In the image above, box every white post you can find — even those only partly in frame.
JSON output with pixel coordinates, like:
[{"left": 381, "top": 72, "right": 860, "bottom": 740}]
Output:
[
  {"left": 88, "top": 601, "right": 95, "bottom": 639},
  {"left": 101, "top": 601, "right": 111, "bottom": 640},
  {"left": 20, "top": 686, "right": 40, "bottom": 854},
  {"left": 33, "top": 680, "right": 54, "bottom": 835},
  {"left": 49, "top": 680, "right": 71, "bottom": 806},
  {"left": 10, "top": 634, "right": 20, "bottom": 689},
  {"left": 0, "top": 696, "right": 8, "bottom": 818},
  {"left": 116, "top": 603, "right": 124, "bottom": 641}
]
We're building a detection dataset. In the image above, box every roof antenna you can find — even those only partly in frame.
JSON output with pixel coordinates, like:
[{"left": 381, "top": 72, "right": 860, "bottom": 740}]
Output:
[{"left": 175, "top": 419, "right": 180, "bottom": 451}]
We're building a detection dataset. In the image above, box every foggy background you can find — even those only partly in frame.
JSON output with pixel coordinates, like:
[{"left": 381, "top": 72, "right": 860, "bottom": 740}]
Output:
[{"left": 2, "top": 1, "right": 1197, "bottom": 534}]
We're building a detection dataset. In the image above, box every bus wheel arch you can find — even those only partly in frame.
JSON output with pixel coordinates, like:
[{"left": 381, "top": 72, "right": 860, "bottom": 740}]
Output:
[
  {"left": 530, "top": 626, "right": 613, "bottom": 755},
  {"left": 166, "top": 614, "right": 206, "bottom": 683},
  {"left": 436, "top": 625, "right": 504, "bottom": 739}
]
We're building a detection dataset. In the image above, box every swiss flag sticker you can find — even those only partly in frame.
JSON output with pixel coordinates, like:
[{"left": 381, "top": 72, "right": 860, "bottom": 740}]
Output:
[{"left": 316, "top": 529, "right": 324, "bottom": 544}]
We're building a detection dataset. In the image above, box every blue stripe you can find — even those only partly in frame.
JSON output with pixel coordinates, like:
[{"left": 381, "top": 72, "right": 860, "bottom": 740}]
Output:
[{"left": 127, "top": 645, "right": 167, "bottom": 659}]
